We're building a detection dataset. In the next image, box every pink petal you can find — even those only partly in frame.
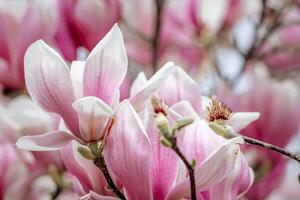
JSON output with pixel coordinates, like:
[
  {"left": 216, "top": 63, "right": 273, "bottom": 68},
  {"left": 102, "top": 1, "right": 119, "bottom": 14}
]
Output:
[
  {"left": 83, "top": 24, "right": 127, "bottom": 106},
  {"left": 210, "top": 151, "right": 254, "bottom": 200},
  {"left": 16, "top": 130, "right": 81, "bottom": 151},
  {"left": 61, "top": 141, "right": 110, "bottom": 195},
  {"left": 130, "top": 62, "right": 175, "bottom": 111},
  {"left": 105, "top": 100, "right": 153, "bottom": 200},
  {"left": 72, "top": 96, "right": 114, "bottom": 142},
  {"left": 24, "top": 40, "right": 79, "bottom": 134},
  {"left": 81, "top": 191, "right": 119, "bottom": 200},
  {"left": 70, "top": 61, "right": 85, "bottom": 98},
  {"left": 227, "top": 112, "right": 260, "bottom": 132},
  {"left": 158, "top": 66, "right": 202, "bottom": 113},
  {"left": 166, "top": 137, "right": 244, "bottom": 200},
  {"left": 147, "top": 116, "right": 178, "bottom": 200},
  {"left": 129, "top": 72, "right": 147, "bottom": 98}
]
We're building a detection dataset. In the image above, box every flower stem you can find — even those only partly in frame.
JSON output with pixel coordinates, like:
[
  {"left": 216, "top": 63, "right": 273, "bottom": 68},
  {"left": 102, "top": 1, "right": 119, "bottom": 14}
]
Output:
[
  {"left": 171, "top": 139, "right": 197, "bottom": 200},
  {"left": 93, "top": 155, "right": 127, "bottom": 200},
  {"left": 242, "top": 135, "right": 300, "bottom": 163}
]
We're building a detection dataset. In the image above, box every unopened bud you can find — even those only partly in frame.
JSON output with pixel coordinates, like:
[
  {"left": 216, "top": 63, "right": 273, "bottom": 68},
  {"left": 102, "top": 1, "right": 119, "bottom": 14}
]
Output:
[
  {"left": 208, "top": 122, "right": 236, "bottom": 139},
  {"left": 78, "top": 146, "right": 95, "bottom": 160},
  {"left": 172, "top": 118, "right": 194, "bottom": 132},
  {"left": 156, "top": 113, "right": 170, "bottom": 138},
  {"left": 191, "top": 159, "right": 196, "bottom": 168},
  {"left": 160, "top": 137, "right": 173, "bottom": 147}
]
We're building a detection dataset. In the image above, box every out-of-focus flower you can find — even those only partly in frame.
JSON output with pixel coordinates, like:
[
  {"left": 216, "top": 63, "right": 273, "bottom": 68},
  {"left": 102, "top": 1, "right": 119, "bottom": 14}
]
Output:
[
  {"left": 122, "top": 0, "right": 242, "bottom": 72},
  {"left": 0, "top": 141, "right": 29, "bottom": 200},
  {"left": 218, "top": 72, "right": 300, "bottom": 199},
  {"left": 0, "top": 95, "right": 64, "bottom": 170},
  {"left": 0, "top": 0, "right": 58, "bottom": 89},
  {"left": 56, "top": 0, "right": 120, "bottom": 55}
]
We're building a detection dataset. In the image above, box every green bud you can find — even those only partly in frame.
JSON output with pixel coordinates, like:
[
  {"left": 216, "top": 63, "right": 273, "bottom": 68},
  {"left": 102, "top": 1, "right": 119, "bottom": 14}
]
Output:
[
  {"left": 172, "top": 117, "right": 194, "bottom": 134},
  {"left": 160, "top": 137, "right": 173, "bottom": 147},
  {"left": 191, "top": 159, "right": 196, "bottom": 168},
  {"left": 208, "top": 122, "right": 235, "bottom": 139},
  {"left": 155, "top": 113, "right": 170, "bottom": 138},
  {"left": 78, "top": 146, "right": 95, "bottom": 160},
  {"left": 89, "top": 143, "right": 101, "bottom": 156}
]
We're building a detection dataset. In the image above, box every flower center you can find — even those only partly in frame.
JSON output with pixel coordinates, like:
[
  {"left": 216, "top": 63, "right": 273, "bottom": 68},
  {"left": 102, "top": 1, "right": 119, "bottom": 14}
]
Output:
[{"left": 206, "top": 95, "right": 233, "bottom": 122}]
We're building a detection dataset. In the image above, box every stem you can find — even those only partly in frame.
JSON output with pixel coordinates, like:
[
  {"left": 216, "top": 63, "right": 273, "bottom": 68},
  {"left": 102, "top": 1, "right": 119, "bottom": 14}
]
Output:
[
  {"left": 242, "top": 135, "right": 300, "bottom": 163},
  {"left": 51, "top": 185, "right": 62, "bottom": 200},
  {"left": 151, "top": 0, "right": 166, "bottom": 72},
  {"left": 93, "top": 155, "right": 127, "bottom": 200},
  {"left": 171, "top": 141, "right": 197, "bottom": 200}
]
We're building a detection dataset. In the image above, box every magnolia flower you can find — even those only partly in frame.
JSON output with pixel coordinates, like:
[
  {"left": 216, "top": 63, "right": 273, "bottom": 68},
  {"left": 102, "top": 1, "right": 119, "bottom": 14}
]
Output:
[
  {"left": 0, "top": 0, "right": 58, "bottom": 89},
  {"left": 127, "top": 64, "right": 258, "bottom": 200},
  {"left": 17, "top": 24, "right": 173, "bottom": 151},
  {"left": 16, "top": 24, "right": 127, "bottom": 150}
]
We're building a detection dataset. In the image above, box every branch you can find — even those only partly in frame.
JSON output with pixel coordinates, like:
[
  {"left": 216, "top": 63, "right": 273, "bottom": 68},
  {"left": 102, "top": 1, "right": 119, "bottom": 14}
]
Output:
[
  {"left": 171, "top": 140, "right": 197, "bottom": 200},
  {"left": 87, "top": 143, "right": 127, "bottom": 200},
  {"left": 151, "top": 0, "right": 166, "bottom": 72},
  {"left": 242, "top": 135, "right": 300, "bottom": 163},
  {"left": 93, "top": 155, "right": 127, "bottom": 200}
]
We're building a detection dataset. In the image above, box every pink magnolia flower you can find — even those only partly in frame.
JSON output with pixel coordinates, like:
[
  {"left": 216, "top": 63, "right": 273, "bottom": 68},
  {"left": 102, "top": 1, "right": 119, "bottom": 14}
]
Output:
[
  {"left": 17, "top": 24, "right": 173, "bottom": 151},
  {"left": 128, "top": 65, "right": 258, "bottom": 200},
  {"left": 56, "top": 0, "right": 120, "bottom": 56},
  {"left": 16, "top": 24, "right": 129, "bottom": 149},
  {"left": 0, "top": 0, "right": 58, "bottom": 89},
  {"left": 218, "top": 73, "right": 300, "bottom": 199}
]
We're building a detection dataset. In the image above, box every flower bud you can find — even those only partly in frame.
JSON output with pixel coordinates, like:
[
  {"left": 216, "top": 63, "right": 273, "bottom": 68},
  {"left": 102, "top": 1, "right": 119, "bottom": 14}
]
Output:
[
  {"left": 155, "top": 113, "right": 170, "bottom": 138},
  {"left": 77, "top": 146, "right": 95, "bottom": 160},
  {"left": 172, "top": 117, "right": 194, "bottom": 133},
  {"left": 160, "top": 137, "right": 173, "bottom": 148},
  {"left": 208, "top": 122, "right": 236, "bottom": 139}
]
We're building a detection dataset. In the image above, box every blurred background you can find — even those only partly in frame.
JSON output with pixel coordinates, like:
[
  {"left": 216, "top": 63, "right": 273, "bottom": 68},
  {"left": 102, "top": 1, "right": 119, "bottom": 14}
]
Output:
[{"left": 0, "top": 0, "right": 300, "bottom": 199}]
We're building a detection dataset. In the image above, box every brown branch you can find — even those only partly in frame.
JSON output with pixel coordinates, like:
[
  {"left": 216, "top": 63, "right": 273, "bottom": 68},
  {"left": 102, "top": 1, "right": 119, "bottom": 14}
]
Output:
[
  {"left": 242, "top": 135, "right": 300, "bottom": 163},
  {"left": 93, "top": 155, "right": 127, "bottom": 200},
  {"left": 151, "top": 0, "right": 166, "bottom": 72},
  {"left": 170, "top": 139, "right": 197, "bottom": 200}
]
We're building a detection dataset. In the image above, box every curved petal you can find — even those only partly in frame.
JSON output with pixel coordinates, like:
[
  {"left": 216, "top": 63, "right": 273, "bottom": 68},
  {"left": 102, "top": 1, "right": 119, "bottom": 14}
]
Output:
[
  {"left": 72, "top": 96, "right": 114, "bottom": 142},
  {"left": 16, "top": 130, "right": 81, "bottom": 151},
  {"left": 83, "top": 24, "right": 127, "bottom": 106},
  {"left": 130, "top": 62, "right": 175, "bottom": 111},
  {"left": 105, "top": 100, "right": 153, "bottom": 200},
  {"left": 147, "top": 115, "right": 178, "bottom": 200},
  {"left": 24, "top": 40, "right": 79, "bottom": 134},
  {"left": 70, "top": 61, "right": 85, "bottom": 98},
  {"left": 80, "top": 191, "right": 119, "bottom": 200},
  {"left": 61, "top": 142, "right": 110, "bottom": 195},
  {"left": 165, "top": 137, "right": 244, "bottom": 200},
  {"left": 227, "top": 112, "right": 260, "bottom": 132},
  {"left": 129, "top": 72, "right": 147, "bottom": 98},
  {"left": 210, "top": 150, "right": 254, "bottom": 200},
  {"left": 159, "top": 66, "right": 202, "bottom": 113}
]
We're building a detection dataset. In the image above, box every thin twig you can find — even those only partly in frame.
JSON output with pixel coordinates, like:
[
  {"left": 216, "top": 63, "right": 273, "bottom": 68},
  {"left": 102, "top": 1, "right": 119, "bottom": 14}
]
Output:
[
  {"left": 151, "top": 0, "right": 166, "bottom": 72},
  {"left": 93, "top": 155, "right": 127, "bottom": 200},
  {"left": 229, "top": 0, "right": 267, "bottom": 85},
  {"left": 171, "top": 139, "right": 197, "bottom": 200},
  {"left": 242, "top": 135, "right": 300, "bottom": 163}
]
